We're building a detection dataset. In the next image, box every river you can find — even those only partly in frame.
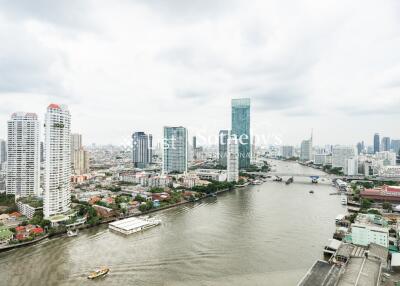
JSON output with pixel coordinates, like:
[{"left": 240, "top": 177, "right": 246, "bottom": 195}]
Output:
[{"left": 0, "top": 160, "right": 346, "bottom": 286}]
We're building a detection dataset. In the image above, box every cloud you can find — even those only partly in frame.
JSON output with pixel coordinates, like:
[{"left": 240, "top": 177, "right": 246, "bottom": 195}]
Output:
[{"left": 0, "top": 0, "right": 399, "bottom": 146}]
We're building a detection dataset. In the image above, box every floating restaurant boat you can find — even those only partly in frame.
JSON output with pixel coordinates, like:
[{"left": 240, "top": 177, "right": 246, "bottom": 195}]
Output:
[
  {"left": 87, "top": 267, "right": 109, "bottom": 279},
  {"left": 109, "top": 216, "right": 161, "bottom": 235}
]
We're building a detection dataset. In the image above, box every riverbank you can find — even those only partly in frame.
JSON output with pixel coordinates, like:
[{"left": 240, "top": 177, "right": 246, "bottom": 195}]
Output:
[
  {"left": 0, "top": 183, "right": 250, "bottom": 252},
  {"left": 0, "top": 234, "right": 49, "bottom": 252}
]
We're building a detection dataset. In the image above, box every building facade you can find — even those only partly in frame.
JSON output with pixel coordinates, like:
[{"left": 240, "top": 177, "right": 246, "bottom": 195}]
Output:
[
  {"left": 132, "top": 132, "right": 152, "bottom": 169},
  {"left": 218, "top": 130, "right": 229, "bottom": 167},
  {"left": 6, "top": 113, "right": 40, "bottom": 197},
  {"left": 381, "top": 137, "right": 391, "bottom": 152},
  {"left": 163, "top": 127, "right": 187, "bottom": 174},
  {"left": 300, "top": 139, "right": 313, "bottom": 161},
  {"left": 44, "top": 104, "right": 71, "bottom": 219},
  {"left": 374, "top": 133, "right": 380, "bottom": 154},
  {"left": 227, "top": 135, "right": 239, "bottom": 182},
  {"left": 231, "top": 98, "right": 250, "bottom": 169},
  {"left": 332, "top": 146, "right": 356, "bottom": 170},
  {"left": 0, "top": 139, "right": 6, "bottom": 164},
  {"left": 71, "top": 133, "right": 90, "bottom": 175},
  {"left": 281, "top": 145, "right": 294, "bottom": 159}
]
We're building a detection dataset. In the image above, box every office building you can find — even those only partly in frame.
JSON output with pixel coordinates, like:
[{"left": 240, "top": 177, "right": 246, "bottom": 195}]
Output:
[
  {"left": 373, "top": 133, "right": 380, "bottom": 154},
  {"left": 332, "top": 146, "right": 356, "bottom": 170},
  {"left": 356, "top": 141, "right": 364, "bottom": 155},
  {"left": 345, "top": 158, "right": 358, "bottom": 176},
  {"left": 300, "top": 138, "right": 313, "bottom": 162},
  {"left": 192, "top": 136, "right": 197, "bottom": 160},
  {"left": 132, "top": 132, "right": 152, "bottom": 169},
  {"left": 227, "top": 135, "right": 239, "bottom": 182},
  {"left": 375, "top": 151, "right": 397, "bottom": 166},
  {"left": 381, "top": 137, "right": 391, "bottom": 152},
  {"left": 6, "top": 112, "right": 40, "bottom": 198},
  {"left": 0, "top": 139, "right": 6, "bottom": 164},
  {"left": 281, "top": 146, "right": 294, "bottom": 159},
  {"left": 391, "top": 140, "right": 400, "bottom": 154},
  {"left": 163, "top": 127, "right": 187, "bottom": 174},
  {"left": 44, "top": 104, "right": 71, "bottom": 219},
  {"left": 71, "top": 133, "right": 90, "bottom": 175},
  {"left": 218, "top": 130, "right": 229, "bottom": 167},
  {"left": 231, "top": 98, "right": 250, "bottom": 169}
]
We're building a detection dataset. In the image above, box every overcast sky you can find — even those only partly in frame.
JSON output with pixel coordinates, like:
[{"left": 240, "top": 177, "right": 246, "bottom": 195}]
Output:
[{"left": 0, "top": 0, "right": 399, "bottom": 147}]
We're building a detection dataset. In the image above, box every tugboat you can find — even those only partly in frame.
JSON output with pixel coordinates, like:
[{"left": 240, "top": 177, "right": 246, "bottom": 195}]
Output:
[
  {"left": 87, "top": 267, "right": 109, "bottom": 279},
  {"left": 285, "top": 177, "right": 294, "bottom": 185}
]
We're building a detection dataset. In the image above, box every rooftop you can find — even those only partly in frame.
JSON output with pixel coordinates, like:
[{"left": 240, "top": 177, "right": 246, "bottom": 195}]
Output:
[
  {"left": 336, "top": 257, "right": 381, "bottom": 286},
  {"left": 109, "top": 217, "right": 154, "bottom": 231},
  {"left": 297, "top": 260, "right": 340, "bottom": 286}
]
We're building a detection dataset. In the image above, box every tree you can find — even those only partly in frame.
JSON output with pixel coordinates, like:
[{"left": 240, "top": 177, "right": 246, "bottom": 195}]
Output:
[
  {"left": 361, "top": 198, "right": 372, "bottom": 209},
  {"left": 382, "top": 202, "right": 391, "bottom": 210}
]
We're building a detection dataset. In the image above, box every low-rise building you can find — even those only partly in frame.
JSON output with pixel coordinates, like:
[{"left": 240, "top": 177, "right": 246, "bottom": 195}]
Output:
[
  {"left": 351, "top": 214, "right": 389, "bottom": 247},
  {"left": 194, "top": 169, "right": 227, "bottom": 182},
  {"left": 361, "top": 185, "right": 400, "bottom": 202},
  {"left": 16, "top": 199, "right": 43, "bottom": 219}
]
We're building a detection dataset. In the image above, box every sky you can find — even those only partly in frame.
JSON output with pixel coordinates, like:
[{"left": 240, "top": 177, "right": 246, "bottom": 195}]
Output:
[{"left": 0, "top": 0, "right": 399, "bottom": 147}]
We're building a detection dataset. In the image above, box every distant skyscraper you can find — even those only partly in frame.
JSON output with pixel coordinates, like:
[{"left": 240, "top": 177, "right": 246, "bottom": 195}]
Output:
[
  {"left": 373, "top": 133, "right": 380, "bottom": 154},
  {"left": 300, "top": 132, "right": 313, "bottom": 162},
  {"left": 391, "top": 140, "right": 400, "bottom": 154},
  {"left": 192, "top": 136, "right": 197, "bottom": 160},
  {"left": 381, "top": 137, "right": 391, "bottom": 152},
  {"left": 227, "top": 135, "right": 239, "bottom": 182},
  {"left": 44, "top": 104, "right": 71, "bottom": 219},
  {"left": 356, "top": 141, "right": 364, "bottom": 155},
  {"left": 231, "top": 98, "right": 250, "bottom": 169},
  {"left": 6, "top": 112, "right": 40, "bottom": 198},
  {"left": 218, "top": 130, "right": 229, "bottom": 167},
  {"left": 132, "top": 132, "right": 152, "bottom": 169},
  {"left": 71, "top": 133, "right": 90, "bottom": 175},
  {"left": 281, "top": 146, "right": 294, "bottom": 159},
  {"left": 163, "top": 127, "right": 187, "bottom": 174},
  {"left": 0, "top": 139, "right": 6, "bottom": 163}
]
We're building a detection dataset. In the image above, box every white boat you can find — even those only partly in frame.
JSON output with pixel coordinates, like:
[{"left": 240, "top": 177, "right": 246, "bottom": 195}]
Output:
[
  {"left": 341, "top": 195, "right": 347, "bottom": 205},
  {"left": 67, "top": 229, "right": 79, "bottom": 237}
]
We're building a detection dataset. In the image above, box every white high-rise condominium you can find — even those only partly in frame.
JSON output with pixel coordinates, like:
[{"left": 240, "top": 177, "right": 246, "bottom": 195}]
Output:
[
  {"left": 6, "top": 112, "right": 40, "bottom": 198},
  {"left": 44, "top": 104, "right": 71, "bottom": 219},
  {"left": 71, "top": 133, "right": 90, "bottom": 175},
  {"left": 227, "top": 135, "right": 239, "bottom": 182},
  {"left": 300, "top": 137, "right": 313, "bottom": 162},
  {"left": 332, "top": 146, "right": 357, "bottom": 170}
]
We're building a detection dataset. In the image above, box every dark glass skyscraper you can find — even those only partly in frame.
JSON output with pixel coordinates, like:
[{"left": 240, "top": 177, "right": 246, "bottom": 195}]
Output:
[
  {"left": 231, "top": 98, "right": 250, "bottom": 169},
  {"left": 132, "top": 132, "right": 152, "bottom": 168},
  {"left": 218, "top": 130, "right": 229, "bottom": 167},
  {"left": 373, "top": 133, "right": 380, "bottom": 154},
  {"left": 163, "top": 126, "right": 187, "bottom": 174},
  {"left": 381, "top": 137, "right": 391, "bottom": 152}
]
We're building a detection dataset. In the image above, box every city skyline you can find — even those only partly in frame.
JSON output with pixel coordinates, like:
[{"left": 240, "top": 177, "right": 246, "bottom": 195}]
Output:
[{"left": 0, "top": 1, "right": 399, "bottom": 145}]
